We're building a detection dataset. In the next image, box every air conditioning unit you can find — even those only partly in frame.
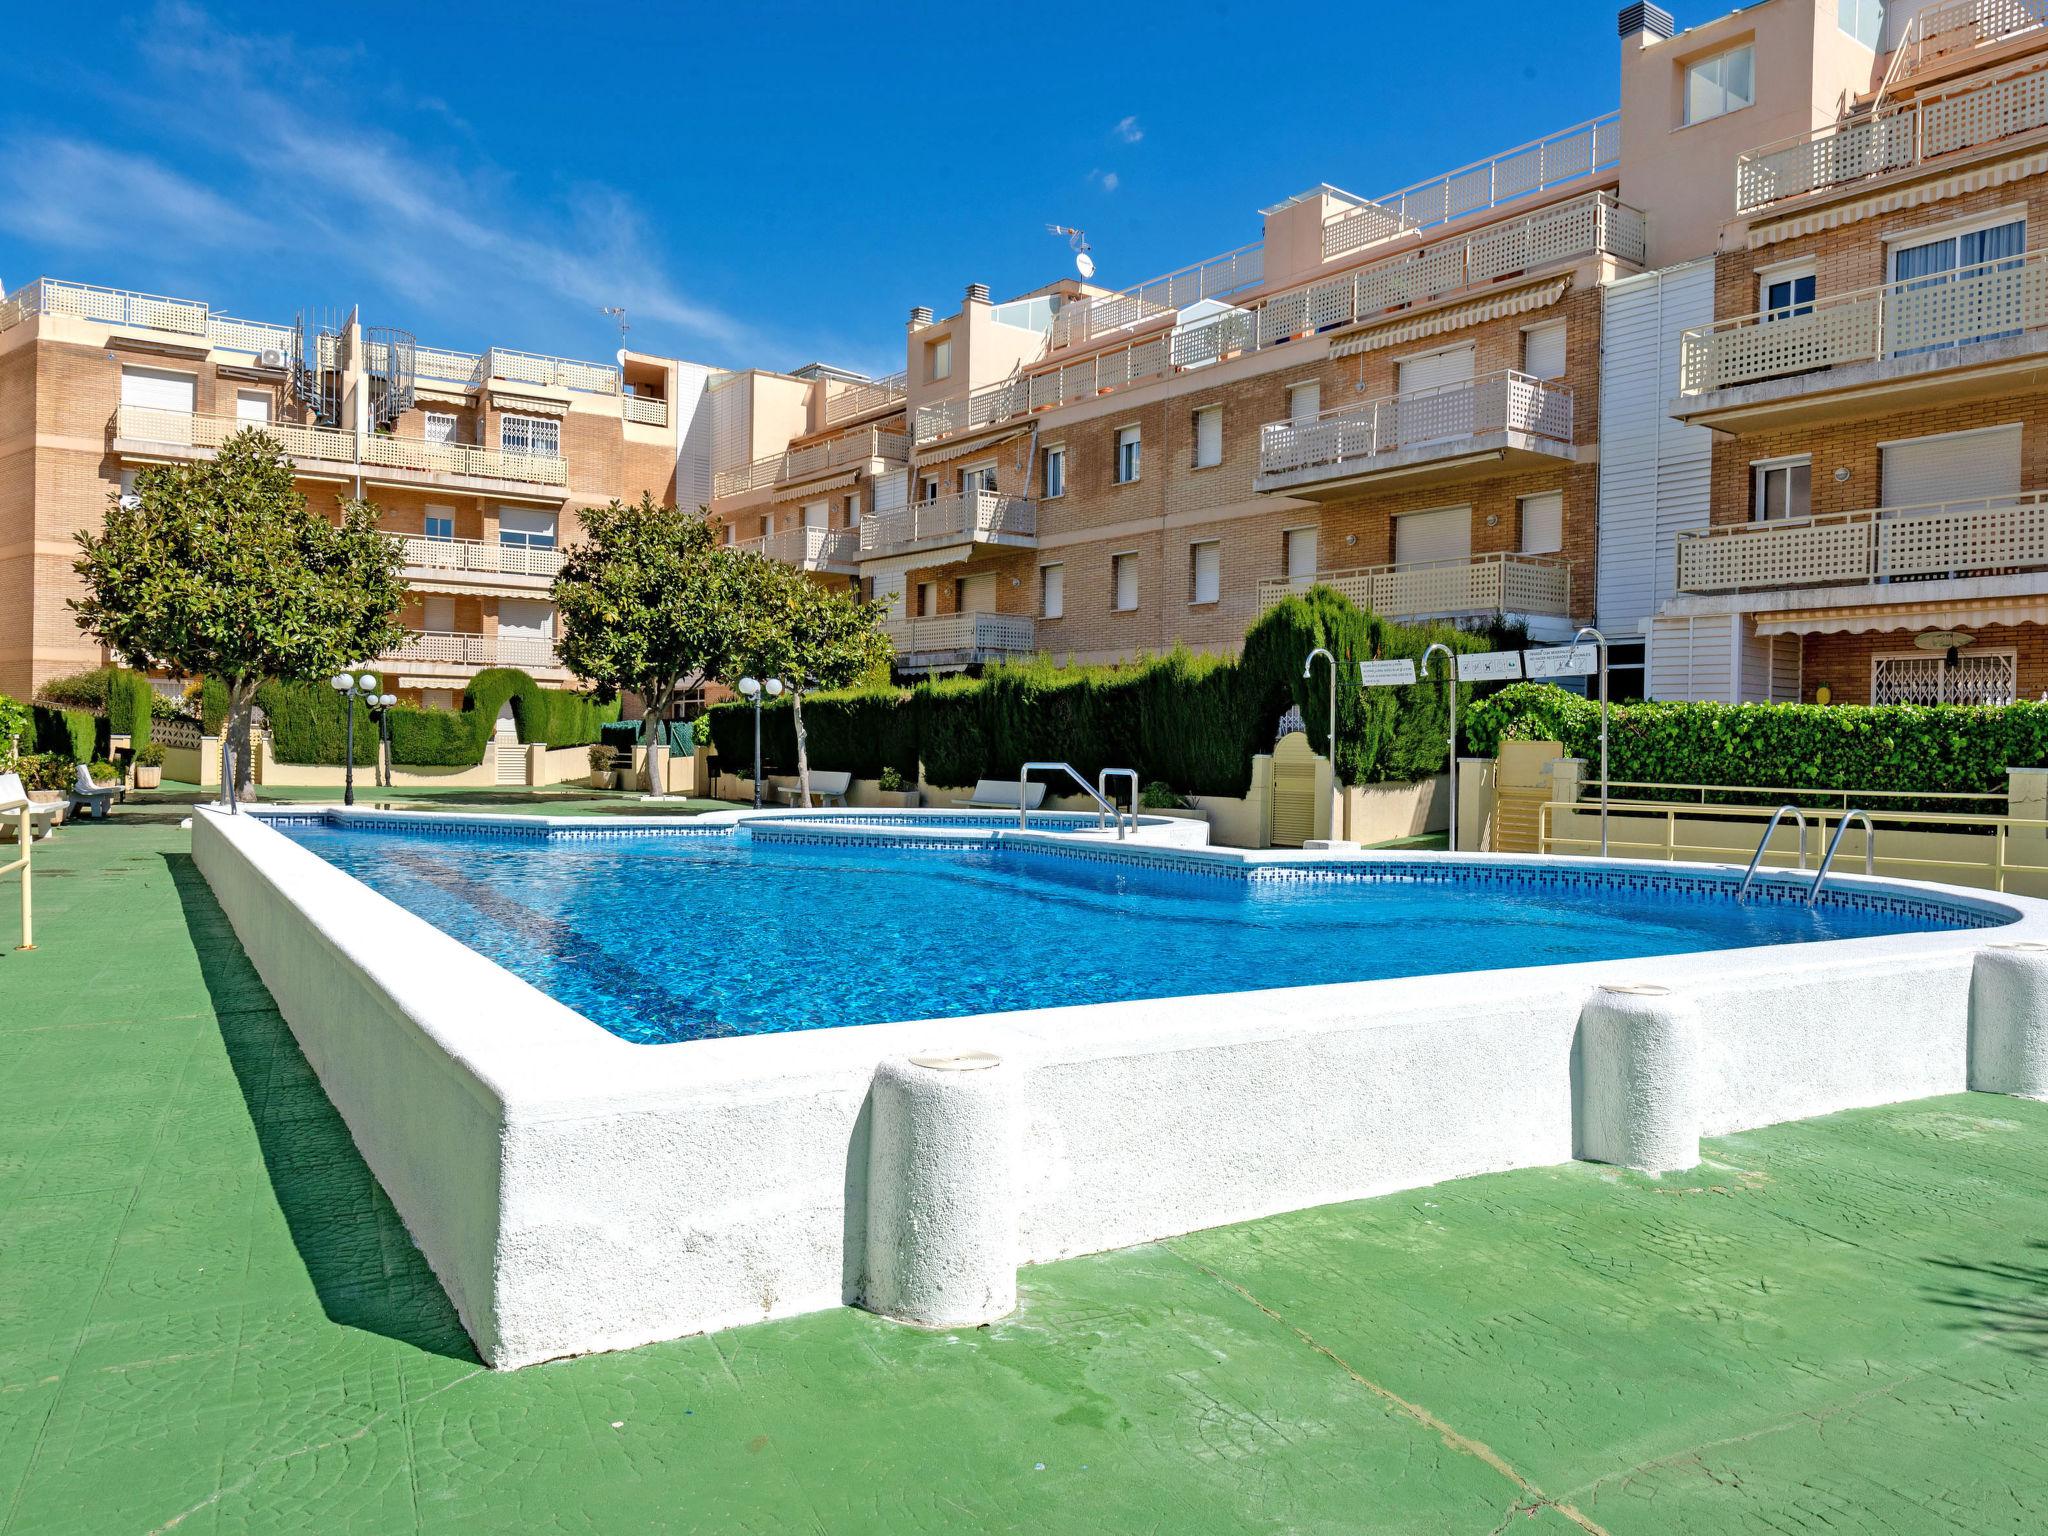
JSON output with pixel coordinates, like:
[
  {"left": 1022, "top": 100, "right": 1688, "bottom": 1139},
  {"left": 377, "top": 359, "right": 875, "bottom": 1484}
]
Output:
[{"left": 258, "top": 347, "right": 287, "bottom": 370}]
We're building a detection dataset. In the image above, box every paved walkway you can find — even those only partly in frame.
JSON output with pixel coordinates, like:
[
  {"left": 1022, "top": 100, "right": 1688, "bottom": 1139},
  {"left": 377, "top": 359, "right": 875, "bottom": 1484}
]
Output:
[{"left": 1, "top": 808, "right": 2044, "bottom": 1533}]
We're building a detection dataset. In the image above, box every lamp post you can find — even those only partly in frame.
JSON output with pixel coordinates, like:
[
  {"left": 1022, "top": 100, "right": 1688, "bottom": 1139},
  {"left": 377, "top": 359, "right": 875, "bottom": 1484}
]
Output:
[
  {"left": 1420, "top": 642, "right": 1458, "bottom": 853},
  {"left": 1303, "top": 647, "right": 1339, "bottom": 841},
  {"left": 329, "top": 670, "right": 394, "bottom": 808},
  {"left": 736, "top": 676, "right": 783, "bottom": 808}
]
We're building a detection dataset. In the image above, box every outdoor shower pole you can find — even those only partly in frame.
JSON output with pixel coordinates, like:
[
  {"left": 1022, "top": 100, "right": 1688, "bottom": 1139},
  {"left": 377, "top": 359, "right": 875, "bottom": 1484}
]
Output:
[
  {"left": 1421, "top": 642, "right": 1456, "bottom": 853},
  {"left": 1572, "top": 626, "right": 1611, "bottom": 857},
  {"left": 1304, "top": 647, "right": 1338, "bottom": 841}
]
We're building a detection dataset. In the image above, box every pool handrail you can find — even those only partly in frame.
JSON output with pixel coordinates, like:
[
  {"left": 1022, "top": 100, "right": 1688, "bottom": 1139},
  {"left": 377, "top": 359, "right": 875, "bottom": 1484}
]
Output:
[
  {"left": 1097, "top": 768, "right": 1139, "bottom": 838},
  {"left": 1738, "top": 805, "right": 1808, "bottom": 899},
  {"left": 1018, "top": 761, "right": 1127, "bottom": 839},
  {"left": 1808, "top": 809, "right": 1876, "bottom": 905}
]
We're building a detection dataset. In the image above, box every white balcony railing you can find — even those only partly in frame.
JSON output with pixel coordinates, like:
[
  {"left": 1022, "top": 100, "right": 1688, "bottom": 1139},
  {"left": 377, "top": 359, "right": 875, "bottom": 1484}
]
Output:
[
  {"left": 1679, "top": 247, "right": 2048, "bottom": 394},
  {"left": 1891, "top": 0, "right": 2048, "bottom": 84},
  {"left": 712, "top": 426, "right": 911, "bottom": 500},
  {"left": 381, "top": 630, "right": 563, "bottom": 671},
  {"left": 884, "top": 612, "right": 1037, "bottom": 663},
  {"left": 859, "top": 491, "right": 1036, "bottom": 557},
  {"left": 1324, "top": 111, "right": 1622, "bottom": 257},
  {"left": 1256, "top": 553, "right": 1572, "bottom": 620},
  {"left": 1049, "top": 245, "right": 1267, "bottom": 350},
  {"left": 731, "top": 526, "right": 860, "bottom": 570},
  {"left": 1675, "top": 490, "right": 2048, "bottom": 594},
  {"left": 0, "top": 277, "right": 294, "bottom": 356},
  {"left": 823, "top": 371, "right": 909, "bottom": 426},
  {"left": 1256, "top": 371, "right": 1572, "bottom": 485},
  {"left": 622, "top": 393, "right": 669, "bottom": 426},
  {"left": 483, "top": 346, "right": 619, "bottom": 395},
  {"left": 114, "top": 405, "right": 569, "bottom": 487},
  {"left": 387, "top": 533, "right": 565, "bottom": 579},
  {"left": 1736, "top": 51, "right": 2048, "bottom": 213},
  {"left": 917, "top": 192, "right": 1642, "bottom": 444}
]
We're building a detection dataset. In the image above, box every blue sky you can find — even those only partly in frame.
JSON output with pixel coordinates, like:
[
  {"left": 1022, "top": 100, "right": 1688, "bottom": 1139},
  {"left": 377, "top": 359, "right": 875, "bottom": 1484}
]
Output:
[{"left": 0, "top": 2, "right": 1728, "bottom": 378}]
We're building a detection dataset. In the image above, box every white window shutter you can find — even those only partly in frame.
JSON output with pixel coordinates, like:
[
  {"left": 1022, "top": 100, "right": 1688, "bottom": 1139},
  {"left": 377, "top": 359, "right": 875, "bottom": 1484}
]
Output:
[
  {"left": 1880, "top": 425, "right": 2021, "bottom": 507},
  {"left": 1394, "top": 507, "right": 1472, "bottom": 565},
  {"left": 1519, "top": 491, "right": 1564, "bottom": 555},
  {"left": 1522, "top": 322, "right": 1566, "bottom": 380}
]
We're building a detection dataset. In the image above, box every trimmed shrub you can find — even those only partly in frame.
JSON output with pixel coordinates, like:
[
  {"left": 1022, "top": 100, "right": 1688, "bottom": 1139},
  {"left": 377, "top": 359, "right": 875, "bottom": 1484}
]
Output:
[
  {"left": 31, "top": 705, "right": 100, "bottom": 763},
  {"left": 255, "top": 679, "right": 379, "bottom": 765},
  {"left": 198, "top": 677, "right": 230, "bottom": 735},
  {"left": 383, "top": 671, "right": 619, "bottom": 767},
  {"left": 32, "top": 666, "right": 155, "bottom": 753}
]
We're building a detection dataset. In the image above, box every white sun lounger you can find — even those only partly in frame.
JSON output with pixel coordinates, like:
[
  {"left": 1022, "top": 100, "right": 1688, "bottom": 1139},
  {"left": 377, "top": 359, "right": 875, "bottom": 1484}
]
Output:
[
  {"left": 0, "top": 772, "right": 61, "bottom": 839},
  {"left": 956, "top": 779, "right": 1046, "bottom": 811}
]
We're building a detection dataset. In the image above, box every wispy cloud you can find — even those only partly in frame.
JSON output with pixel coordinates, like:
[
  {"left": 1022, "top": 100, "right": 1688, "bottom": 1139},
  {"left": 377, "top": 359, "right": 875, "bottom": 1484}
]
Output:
[
  {"left": 1111, "top": 115, "right": 1144, "bottom": 144},
  {"left": 1089, "top": 169, "right": 1121, "bottom": 193},
  {"left": 0, "top": 137, "right": 273, "bottom": 254}
]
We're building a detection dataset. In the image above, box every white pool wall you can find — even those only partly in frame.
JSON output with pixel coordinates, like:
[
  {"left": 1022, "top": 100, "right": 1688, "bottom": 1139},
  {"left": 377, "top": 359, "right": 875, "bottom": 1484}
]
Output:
[{"left": 191, "top": 805, "right": 2048, "bottom": 1368}]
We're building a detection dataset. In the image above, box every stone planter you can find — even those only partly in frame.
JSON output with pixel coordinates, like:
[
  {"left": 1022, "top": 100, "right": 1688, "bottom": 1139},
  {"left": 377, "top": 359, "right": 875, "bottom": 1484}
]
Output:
[
  {"left": 133, "top": 765, "right": 162, "bottom": 790},
  {"left": 588, "top": 770, "right": 616, "bottom": 791},
  {"left": 872, "top": 788, "right": 922, "bottom": 808}
]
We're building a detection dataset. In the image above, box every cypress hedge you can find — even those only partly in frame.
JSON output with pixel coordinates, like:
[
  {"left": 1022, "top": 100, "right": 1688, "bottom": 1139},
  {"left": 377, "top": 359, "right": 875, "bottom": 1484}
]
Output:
[
  {"left": 34, "top": 667, "right": 157, "bottom": 754},
  {"left": 706, "top": 592, "right": 1490, "bottom": 794},
  {"left": 255, "top": 679, "right": 381, "bottom": 765},
  {"left": 381, "top": 669, "right": 619, "bottom": 767},
  {"left": 31, "top": 705, "right": 104, "bottom": 763}
]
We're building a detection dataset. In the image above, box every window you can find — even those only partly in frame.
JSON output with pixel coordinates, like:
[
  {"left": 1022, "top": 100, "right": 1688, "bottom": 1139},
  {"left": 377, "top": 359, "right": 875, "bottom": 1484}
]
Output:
[
  {"left": 1890, "top": 216, "right": 2025, "bottom": 351},
  {"left": 1751, "top": 457, "right": 1811, "bottom": 522},
  {"left": 1112, "top": 552, "right": 1139, "bottom": 611},
  {"left": 1684, "top": 43, "right": 1754, "bottom": 125},
  {"left": 1521, "top": 322, "right": 1567, "bottom": 380},
  {"left": 1881, "top": 424, "right": 2021, "bottom": 506},
  {"left": 1115, "top": 426, "right": 1141, "bottom": 484},
  {"left": 926, "top": 337, "right": 952, "bottom": 382},
  {"left": 1042, "top": 445, "right": 1066, "bottom": 499},
  {"left": 1283, "top": 527, "right": 1318, "bottom": 582},
  {"left": 802, "top": 501, "right": 829, "bottom": 530},
  {"left": 1193, "top": 406, "right": 1223, "bottom": 469},
  {"left": 959, "top": 463, "right": 996, "bottom": 496},
  {"left": 424, "top": 412, "right": 459, "bottom": 445},
  {"left": 915, "top": 581, "right": 936, "bottom": 617},
  {"left": 1040, "top": 563, "right": 1065, "bottom": 618},
  {"left": 424, "top": 506, "right": 455, "bottom": 541},
  {"left": 1839, "top": 0, "right": 1883, "bottom": 49},
  {"left": 844, "top": 492, "right": 861, "bottom": 527},
  {"left": 1759, "top": 265, "right": 1816, "bottom": 321},
  {"left": 1190, "top": 541, "right": 1221, "bottom": 604},
  {"left": 500, "top": 413, "right": 561, "bottom": 458},
  {"left": 235, "top": 390, "right": 272, "bottom": 425},
  {"left": 721, "top": 522, "right": 736, "bottom": 545},
  {"left": 1289, "top": 381, "right": 1322, "bottom": 424},
  {"left": 918, "top": 474, "right": 940, "bottom": 502},
  {"left": 498, "top": 507, "right": 558, "bottom": 549},
  {"left": 1518, "top": 491, "right": 1564, "bottom": 555},
  {"left": 119, "top": 366, "right": 194, "bottom": 413}
]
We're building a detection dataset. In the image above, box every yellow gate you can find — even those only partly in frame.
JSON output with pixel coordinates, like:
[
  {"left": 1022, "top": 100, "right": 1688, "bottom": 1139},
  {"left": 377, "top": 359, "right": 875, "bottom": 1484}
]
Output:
[
  {"left": 1270, "top": 731, "right": 1320, "bottom": 847},
  {"left": 1494, "top": 739, "right": 1564, "bottom": 853}
]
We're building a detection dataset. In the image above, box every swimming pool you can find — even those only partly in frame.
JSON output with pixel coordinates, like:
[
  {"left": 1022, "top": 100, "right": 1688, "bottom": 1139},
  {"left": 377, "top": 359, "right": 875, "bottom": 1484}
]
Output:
[{"left": 275, "top": 814, "right": 1992, "bottom": 1044}]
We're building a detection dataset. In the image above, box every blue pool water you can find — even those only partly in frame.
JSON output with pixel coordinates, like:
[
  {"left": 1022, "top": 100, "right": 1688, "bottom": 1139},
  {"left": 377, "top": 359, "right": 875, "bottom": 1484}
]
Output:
[{"left": 275, "top": 819, "right": 1993, "bottom": 1045}]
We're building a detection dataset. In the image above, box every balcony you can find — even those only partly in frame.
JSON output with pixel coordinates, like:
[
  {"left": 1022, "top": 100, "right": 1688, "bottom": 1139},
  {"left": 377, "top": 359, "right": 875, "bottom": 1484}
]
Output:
[
  {"left": 823, "top": 371, "right": 909, "bottom": 426},
  {"left": 380, "top": 630, "right": 564, "bottom": 675},
  {"left": 1735, "top": 50, "right": 2048, "bottom": 214},
  {"left": 1675, "top": 491, "right": 2048, "bottom": 595},
  {"left": 1256, "top": 371, "right": 1573, "bottom": 497},
  {"left": 885, "top": 613, "right": 1036, "bottom": 671},
  {"left": 1892, "top": 0, "right": 2048, "bottom": 83},
  {"left": 622, "top": 393, "right": 669, "bottom": 426},
  {"left": 915, "top": 192, "right": 1642, "bottom": 445},
  {"left": 859, "top": 491, "right": 1036, "bottom": 559},
  {"left": 0, "top": 277, "right": 293, "bottom": 357},
  {"left": 386, "top": 533, "right": 564, "bottom": 589},
  {"left": 712, "top": 426, "right": 911, "bottom": 501},
  {"left": 1256, "top": 553, "right": 1572, "bottom": 624},
  {"left": 114, "top": 405, "right": 568, "bottom": 490},
  {"left": 731, "top": 526, "right": 860, "bottom": 574}
]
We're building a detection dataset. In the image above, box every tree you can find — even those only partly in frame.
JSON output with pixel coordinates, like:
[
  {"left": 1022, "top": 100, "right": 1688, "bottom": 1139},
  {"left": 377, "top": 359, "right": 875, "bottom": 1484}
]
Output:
[
  {"left": 70, "top": 429, "right": 405, "bottom": 802},
  {"left": 722, "top": 557, "right": 893, "bottom": 804},
  {"left": 551, "top": 495, "right": 749, "bottom": 797}
]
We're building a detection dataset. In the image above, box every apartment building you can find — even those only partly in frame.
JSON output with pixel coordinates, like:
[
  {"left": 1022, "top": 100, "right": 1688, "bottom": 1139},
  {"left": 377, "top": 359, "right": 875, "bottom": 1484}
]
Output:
[{"left": 0, "top": 279, "right": 712, "bottom": 703}]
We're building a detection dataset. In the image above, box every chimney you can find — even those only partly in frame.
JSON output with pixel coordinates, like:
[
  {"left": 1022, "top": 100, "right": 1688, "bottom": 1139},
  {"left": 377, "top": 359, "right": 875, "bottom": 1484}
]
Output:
[
  {"left": 908, "top": 305, "right": 933, "bottom": 330},
  {"left": 964, "top": 282, "right": 991, "bottom": 305},
  {"left": 1618, "top": 2, "right": 1673, "bottom": 44}
]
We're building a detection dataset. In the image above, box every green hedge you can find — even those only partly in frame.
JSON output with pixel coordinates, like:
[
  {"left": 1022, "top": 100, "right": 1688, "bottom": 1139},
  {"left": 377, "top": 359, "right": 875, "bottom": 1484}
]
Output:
[
  {"left": 1463, "top": 682, "right": 2048, "bottom": 802},
  {"left": 31, "top": 705, "right": 103, "bottom": 763},
  {"left": 706, "top": 591, "right": 1491, "bottom": 795},
  {"left": 255, "top": 679, "right": 380, "bottom": 766},
  {"left": 33, "top": 667, "right": 157, "bottom": 753},
  {"left": 382, "top": 669, "right": 620, "bottom": 768}
]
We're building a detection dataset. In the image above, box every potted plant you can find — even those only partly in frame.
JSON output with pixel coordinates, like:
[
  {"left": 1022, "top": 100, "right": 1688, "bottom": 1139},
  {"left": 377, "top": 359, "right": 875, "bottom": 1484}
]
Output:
[
  {"left": 587, "top": 743, "right": 616, "bottom": 790},
  {"left": 133, "top": 741, "right": 167, "bottom": 790},
  {"left": 19, "top": 753, "right": 72, "bottom": 821},
  {"left": 1140, "top": 780, "right": 1207, "bottom": 823},
  {"left": 872, "top": 765, "right": 921, "bottom": 809}
]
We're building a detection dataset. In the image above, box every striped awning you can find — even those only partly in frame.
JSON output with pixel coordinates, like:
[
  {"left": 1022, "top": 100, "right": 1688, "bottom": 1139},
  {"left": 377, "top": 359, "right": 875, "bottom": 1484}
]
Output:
[
  {"left": 488, "top": 389, "right": 568, "bottom": 417},
  {"left": 1752, "top": 596, "right": 2048, "bottom": 635},
  {"left": 1750, "top": 147, "right": 2048, "bottom": 249},
  {"left": 1328, "top": 278, "right": 1569, "bottom": 358},
  {"left": 913, "top": 427, "right": 1030, "bottom": 468},
  {"left": 769, "top": 468, "right": 858, "bottom": 501}
]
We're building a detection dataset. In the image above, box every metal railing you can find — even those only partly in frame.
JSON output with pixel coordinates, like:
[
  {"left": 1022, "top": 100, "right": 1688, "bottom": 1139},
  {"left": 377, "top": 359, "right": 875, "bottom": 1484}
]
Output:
[
  {"left": 860, "top": 491, "right": 1036, "bottom": 556},
  {"left": 1256, "top": 371, "right": 1572, "bottom": 484},
  {"left": 916, "top": 192, "right": 1640, "bottom": 444},
  {"left": 1256, "top": 553, "right": 1571, "bottom": 621},
  {"left": 1017, "top": 761, "right": 1129, "bottom": 838},
  {"left": 1680, "top": 246, "right": 2048, "bottom": 393},
  {"left": 1675, "top": 488, "right": 2048, "bottom": 593},
  {"left": 114, "top": 405, "right": 568, "bottom": 487},
  {"left": 1325, "top": 111, "right": 1622, "bottom": 256},
  {"left": 712, "top": 426, "right": 911, "bottom": 500},
  {"left": 885, "top": 612, "right": 1037, "bottom": 663},
  {"left": 731, "top": 526, "right": 860, "bottom": 570},
  {"left": 1890, "top": 0, "right": 2048, "bottom": 84},
  {"left": 1049, "top": 245, "right": 1266, "bottom": 350},
  {"left": 386, "top": 533, "right": 565, "bottom": 578},
  {"left": 1735, "top": 50, "right": 2048, "bottom": 212},
  {"left": 622, "top": 393, "right": 669, "bottom": 426},
  {"left": 380, "top": 630, "right": 563, "bottom": 670},
  {"left": 482, "top": 347, "right": 619, "bottom": 395},
  {"left": 823, "top": 371, "right": 909, "bottom": 425},
  {"left": 0, "top": 277, "right": 295, "bottom": 355}
]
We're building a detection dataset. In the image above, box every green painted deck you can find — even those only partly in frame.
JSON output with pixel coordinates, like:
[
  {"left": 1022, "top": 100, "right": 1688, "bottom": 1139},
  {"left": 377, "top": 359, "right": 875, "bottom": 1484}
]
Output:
[{"left": 2, "top": 800, "right": 2045, "bottom": 1534}]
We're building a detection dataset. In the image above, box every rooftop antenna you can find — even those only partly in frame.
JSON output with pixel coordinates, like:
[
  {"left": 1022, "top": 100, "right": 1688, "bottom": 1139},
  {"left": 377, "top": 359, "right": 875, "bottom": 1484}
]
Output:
[
  {"left": 1047, "top": 225, "right": 1095, "bottom": 281},
  {"left": 602, "top": 305, "right": 629, "bottom": 356}
]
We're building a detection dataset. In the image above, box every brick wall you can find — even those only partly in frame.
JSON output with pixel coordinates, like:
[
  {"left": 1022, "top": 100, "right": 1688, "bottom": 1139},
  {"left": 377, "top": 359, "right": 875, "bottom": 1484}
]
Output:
[{"left": 1802, "top": 624, "right": 2048, "bottom": 704}]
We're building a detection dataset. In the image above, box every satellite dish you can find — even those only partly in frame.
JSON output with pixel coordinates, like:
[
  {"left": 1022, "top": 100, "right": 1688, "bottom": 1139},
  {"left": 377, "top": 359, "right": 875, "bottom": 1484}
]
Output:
[{"left": 1075, "top": 251, "right": 1096, "bottom": 280}]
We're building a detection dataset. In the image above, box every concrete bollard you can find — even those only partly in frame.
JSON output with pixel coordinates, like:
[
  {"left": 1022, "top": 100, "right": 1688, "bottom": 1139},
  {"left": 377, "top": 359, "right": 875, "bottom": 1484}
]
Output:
[
  {"left": 1576, "top": 983, "right": 1701, "bottom": 1173},
  {"left": 862, "top": 1050, "right": 1020, "bottom": 1328},
  {"left": 1970, "top": 943, "right": 2048, "bottom": 1100}
]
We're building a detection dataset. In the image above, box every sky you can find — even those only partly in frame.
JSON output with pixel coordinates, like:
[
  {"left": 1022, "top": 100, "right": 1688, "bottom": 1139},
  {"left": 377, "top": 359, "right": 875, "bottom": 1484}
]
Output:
[{"left": 0, "top": 2, "right": 1732, "bottom": 380}]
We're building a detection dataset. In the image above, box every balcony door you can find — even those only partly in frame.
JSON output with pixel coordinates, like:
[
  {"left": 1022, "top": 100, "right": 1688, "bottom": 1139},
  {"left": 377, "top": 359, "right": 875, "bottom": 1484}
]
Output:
[
  {"left": 1394, "top": 346, "right": 1475, "bottom": 448},
  {"left": 422, "top": 596, "right": 456, "bottom": 636},
  {"left": 497, "top": 599, "right": 553, "bottom": 667},
  {"left": 956, "top": 572, "right": 997, "bottom": 615},
  {"left": 1879, "top": 423, "right": 2023, "bottom": 581},
  {"left": 1889, "top": 217, "right": 2025, "bottom": 353}
]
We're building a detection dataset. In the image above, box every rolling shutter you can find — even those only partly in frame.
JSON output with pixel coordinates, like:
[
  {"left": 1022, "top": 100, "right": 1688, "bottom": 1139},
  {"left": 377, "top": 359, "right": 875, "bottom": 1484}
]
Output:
[
  {"left": 1396, "top": 345, "right": 1474, "bottom": 394},
  {"left": 1880, "top": 425, "right": 2020, "bottom": 507},
  {"left": 1519, "top": 491, "right": 1564, "bottom": 555},
  {"left": 1394, "top": 506, "right": 1472, "bottom": 565},
  {"left": 120, "top": 366, "right": 195, "bottom": 412},
  {"left": 1522, "top": 321, "right": 1567, "bottom": 380}
]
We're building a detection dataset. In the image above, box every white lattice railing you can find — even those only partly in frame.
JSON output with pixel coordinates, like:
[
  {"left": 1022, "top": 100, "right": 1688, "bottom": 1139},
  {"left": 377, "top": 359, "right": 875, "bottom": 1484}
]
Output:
[
  {"left": 1675, "top": 489, "right": 2048, "bottom": 593},
  {"left": 712, "top": 426, "right": 911, "bottom": 500},
  {"left": 1256, "top": 371, "right": 1572, "bottom": 484},
  {"left": 0, "top": 278, "right": 295, "bottom": 356},
  {"left": 387, "top": 534, "right": 565, "bottom": 579},
  {"left": 884, "top": 612, "right": 1037, "bottom": 661},
  {"left": 1736, "top": 52, "right": 2048, "bottom": 212},
  {"left": 731, "top": 526, "right": 860, "bottom": 570},
  {"left": 482, "top": 347, "right": 619, "bottom": 395},
  {"left": 1324, "top": 111, "right": 1622, "bottom": 257},
  {"left": 1680, "top": 246, "right": 2048, "bottom": 393},
  {"left": 1891, "top": 0, "right": 2048, "bottom": 83},
  {"left": 823, "top": 371, "right": 909, "bottom": 425},
  {"left": 380, "top": 631, "right": 563, "bottom": 670},
  {"left": 1256, "top": 553, "right": 1571, "bottom": 620},
  {"left": 115, "top": 406, "right": 569, "bottom": 487},
  {"left": 1049, "top": 244, "right": 1266, "bottom": 350},
  {"left": 622, "top": 393, "right": 669, "bottom": 426},
  {"left": 860, "top": 491, "right": 1036, "bottom": 556},
  {"left": 411, "top": 345, "right": 485, "bottom": 386},
  {"left": 916, "top": 192, "right": 1641, "bottom": 444}
]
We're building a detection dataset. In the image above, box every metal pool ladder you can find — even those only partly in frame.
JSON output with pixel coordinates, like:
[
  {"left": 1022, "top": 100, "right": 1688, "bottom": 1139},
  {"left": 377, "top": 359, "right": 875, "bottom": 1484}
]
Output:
[
  {"left": 1017, "top": 762, "right": 1134, "bottom": 839},
  {"left": 1737, "top": 805, "right": 1808, "bottom": 899},
  {"left": 1808, "top": 810, "right": 1875, "bottom": 905}
]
